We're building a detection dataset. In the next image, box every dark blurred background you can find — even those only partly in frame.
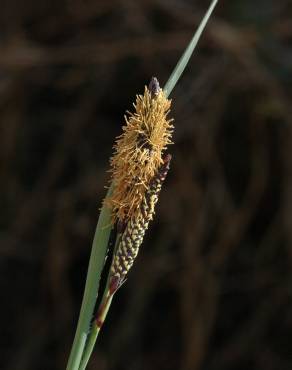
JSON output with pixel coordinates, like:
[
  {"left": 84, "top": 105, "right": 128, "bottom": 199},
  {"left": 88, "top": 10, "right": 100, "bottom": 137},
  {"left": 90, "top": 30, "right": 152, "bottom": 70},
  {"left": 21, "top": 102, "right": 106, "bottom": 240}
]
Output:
[{"left": 1, "top": 0, "right": 292, "bottom": 369}]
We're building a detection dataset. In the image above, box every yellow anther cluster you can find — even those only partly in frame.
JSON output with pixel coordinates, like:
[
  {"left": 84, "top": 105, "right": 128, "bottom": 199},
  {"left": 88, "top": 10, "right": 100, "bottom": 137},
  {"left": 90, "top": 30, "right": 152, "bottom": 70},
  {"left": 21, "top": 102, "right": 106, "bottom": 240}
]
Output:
[{"left": 107, "top": 84, "right": 173, "bottom": 223}]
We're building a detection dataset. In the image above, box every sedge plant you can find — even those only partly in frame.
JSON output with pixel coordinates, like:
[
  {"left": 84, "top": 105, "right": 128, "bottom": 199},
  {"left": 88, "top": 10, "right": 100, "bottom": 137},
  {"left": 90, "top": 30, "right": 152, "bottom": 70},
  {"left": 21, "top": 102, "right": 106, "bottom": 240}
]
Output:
[{"left": 66, "top": 1, "right": 218, "bottom": 369}]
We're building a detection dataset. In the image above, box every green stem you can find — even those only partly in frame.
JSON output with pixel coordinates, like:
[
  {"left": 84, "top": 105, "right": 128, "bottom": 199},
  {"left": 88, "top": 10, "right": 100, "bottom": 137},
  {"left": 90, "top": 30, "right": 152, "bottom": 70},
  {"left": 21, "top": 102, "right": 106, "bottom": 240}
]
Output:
[
  {"left": 66, "top": 185, "right": 114, "bottom": 370},
  {"left": 78, "top": 234, "right": 122, "bottom": 370},
  {"left": 78, "top": 293, "right": 114, "bottom": 370}
]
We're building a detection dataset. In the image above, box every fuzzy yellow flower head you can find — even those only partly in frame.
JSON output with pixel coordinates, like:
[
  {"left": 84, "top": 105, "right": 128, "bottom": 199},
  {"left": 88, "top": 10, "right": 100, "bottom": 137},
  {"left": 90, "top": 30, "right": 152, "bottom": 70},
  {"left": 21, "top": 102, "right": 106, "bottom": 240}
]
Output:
[{"left": 107, "top": 78, "right": 173, "bottom": 223}]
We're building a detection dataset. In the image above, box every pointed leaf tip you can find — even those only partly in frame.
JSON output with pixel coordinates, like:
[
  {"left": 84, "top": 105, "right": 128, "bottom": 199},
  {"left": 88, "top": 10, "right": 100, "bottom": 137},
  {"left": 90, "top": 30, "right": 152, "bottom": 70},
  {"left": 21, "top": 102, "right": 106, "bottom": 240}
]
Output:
[{"left": 163, "top": 0, "right": 218, "bottom": 97}]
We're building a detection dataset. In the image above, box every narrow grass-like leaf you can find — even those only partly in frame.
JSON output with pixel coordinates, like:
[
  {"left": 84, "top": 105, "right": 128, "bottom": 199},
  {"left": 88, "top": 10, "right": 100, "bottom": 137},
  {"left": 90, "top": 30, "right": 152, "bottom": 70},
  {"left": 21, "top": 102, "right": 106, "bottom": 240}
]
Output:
[
  {"left": 78, "top": 233, "right": 122, "bottom": 370},
  {"left": 66, "top": 185, "right": 113, "bottom": 370},
  {"left": 163, "top": 0, "right": 218, "bottom": 98}
]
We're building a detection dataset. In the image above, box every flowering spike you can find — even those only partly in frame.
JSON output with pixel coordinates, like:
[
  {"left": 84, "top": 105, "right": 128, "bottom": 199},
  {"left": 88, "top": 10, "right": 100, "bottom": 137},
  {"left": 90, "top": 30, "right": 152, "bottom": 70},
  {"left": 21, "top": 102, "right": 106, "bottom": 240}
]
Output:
[
  {"left": 106, "top": 78, "right": 173, "bottom": 223},
  {"left": 109, "top": 154, "right": 172, "bottom": 289}
]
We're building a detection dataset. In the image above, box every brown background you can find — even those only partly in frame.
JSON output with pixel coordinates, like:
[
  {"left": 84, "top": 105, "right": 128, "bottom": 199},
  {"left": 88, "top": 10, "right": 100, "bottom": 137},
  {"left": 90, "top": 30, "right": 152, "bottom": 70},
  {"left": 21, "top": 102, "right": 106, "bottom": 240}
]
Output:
[{"left": 1, "top": 0, "right": 292, "bottom": 369}]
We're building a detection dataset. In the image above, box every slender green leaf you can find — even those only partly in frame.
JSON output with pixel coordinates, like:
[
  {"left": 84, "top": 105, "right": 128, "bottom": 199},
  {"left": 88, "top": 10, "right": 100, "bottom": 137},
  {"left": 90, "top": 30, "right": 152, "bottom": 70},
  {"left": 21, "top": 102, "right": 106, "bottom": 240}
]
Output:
[
  {"left": 164, "top": 0, "right": 218, "bottom": 97},
  {"left": 78, "top": 233, "right": 122, "bottom": 370},
  {"left": 66, "top": 185, "right": 113, "bottom": 370}
]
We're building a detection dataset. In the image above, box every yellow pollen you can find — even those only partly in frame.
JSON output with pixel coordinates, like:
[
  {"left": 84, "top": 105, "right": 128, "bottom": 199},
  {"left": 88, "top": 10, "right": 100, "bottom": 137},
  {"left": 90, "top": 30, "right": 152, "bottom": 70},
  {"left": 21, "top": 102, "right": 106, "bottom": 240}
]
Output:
[{"left": 106, "top": 86, "right": 173, "bottom": 223}]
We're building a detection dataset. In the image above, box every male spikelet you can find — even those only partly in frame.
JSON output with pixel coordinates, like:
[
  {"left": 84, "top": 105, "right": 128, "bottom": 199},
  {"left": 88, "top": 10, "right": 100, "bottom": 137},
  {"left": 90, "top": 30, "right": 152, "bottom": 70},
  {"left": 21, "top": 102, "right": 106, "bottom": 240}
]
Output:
[{"left": 107, "top": 77, "right": 173, "bottom": 223}]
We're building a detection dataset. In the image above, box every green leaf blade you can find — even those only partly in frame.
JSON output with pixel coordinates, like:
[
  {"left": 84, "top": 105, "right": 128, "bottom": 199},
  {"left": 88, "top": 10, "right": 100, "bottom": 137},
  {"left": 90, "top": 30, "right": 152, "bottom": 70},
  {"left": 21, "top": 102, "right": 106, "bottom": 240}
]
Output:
[
  {"left": 66, "top": 185, "right": 113, "bottom": 370},
  {"left": 163, "top": 0, "right": 218, "bottom": 97}
]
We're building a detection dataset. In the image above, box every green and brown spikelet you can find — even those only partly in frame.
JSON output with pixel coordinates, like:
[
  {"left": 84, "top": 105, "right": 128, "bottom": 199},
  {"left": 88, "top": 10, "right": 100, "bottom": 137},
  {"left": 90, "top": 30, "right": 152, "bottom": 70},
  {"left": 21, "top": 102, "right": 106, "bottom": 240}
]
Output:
[
  {"left": 109, "top": 154, "right": 171, "bottom": 290},
  {"left": 107, "top": 77, "right": 173, "bottom": 223}
]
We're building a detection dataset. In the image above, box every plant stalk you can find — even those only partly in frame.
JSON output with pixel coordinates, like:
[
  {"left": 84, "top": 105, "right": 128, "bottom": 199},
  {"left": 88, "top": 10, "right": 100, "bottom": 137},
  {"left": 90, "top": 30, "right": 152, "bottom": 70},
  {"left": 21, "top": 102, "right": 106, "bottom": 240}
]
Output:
[
  {"left": 78, "top": 293, "right": 114, "bottom": 370},
  {"left": 78, "top": 234, "right": 122, "bottom": 370},
  {"left": 66, "top": 185, "right": 113, "bottom": 370}
]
